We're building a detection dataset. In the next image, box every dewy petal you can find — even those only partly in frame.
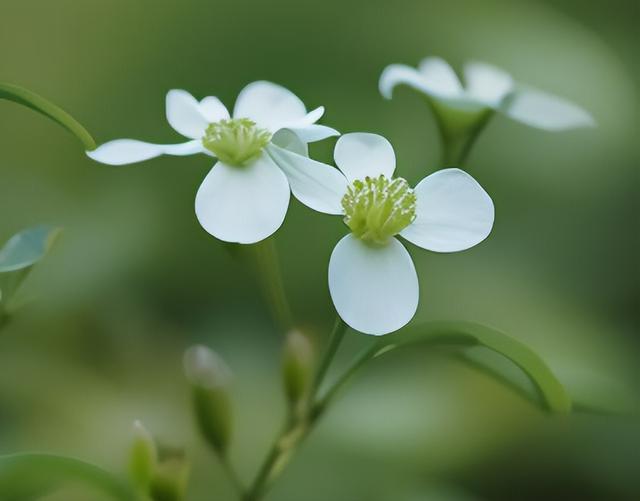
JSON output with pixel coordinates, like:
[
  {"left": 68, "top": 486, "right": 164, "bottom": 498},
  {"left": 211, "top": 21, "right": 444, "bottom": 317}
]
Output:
[
  {"left": 266, "top": 143, "right": 347, "bottom": 215},
  {"left": 87, "top": 139, "right": 202, "bottom": 165},
  {"left": 166, "top": 89, "right": 210, "bottom": 139},
  {"left": 401, "top": 168, "right": 494, "bottom": 252},
  {"left": 233, "top": 81, "right": 307, "bottom": 133},
  {"left": 464, "top": 61, "right": 514, "bottom": 107},
  {"left": 503, "top": 86, "right": 596, "bottom": 131},
  {"left": 199, "top": 96, "right": 231, "bottom": 123},
  {"left": 334, "top": 133, "right": 396, "bottom": 183},
  {"left": 328, "top": 235, "right": 419, "bottom": 336},
  {"left": 195, "top": 153, "right": 290, "bottom": 244},
  {"left": 417, "top": 57, "right": 464, "bottom": 97}
]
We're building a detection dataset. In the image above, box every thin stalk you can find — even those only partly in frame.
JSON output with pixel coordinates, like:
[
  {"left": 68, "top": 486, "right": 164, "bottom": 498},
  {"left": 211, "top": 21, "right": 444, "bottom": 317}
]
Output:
[
  {"left": 309, "top": 317, "right": 349, "bottom": 398},
  {"left": 219, "top": 455, "right": 245, "bottom": 498},
  {"left": 252, "top": 237, "right": 293, "bottom": 333}
]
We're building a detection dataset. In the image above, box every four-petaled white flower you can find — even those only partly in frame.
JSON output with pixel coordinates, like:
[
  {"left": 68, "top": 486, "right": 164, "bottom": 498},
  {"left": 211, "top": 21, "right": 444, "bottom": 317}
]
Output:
[
  {"left": 87, "top": 81, "right": 339, "bottom": 244},
  {"left": 380, "top": 57, "right": 595, "bottom": 131},
  {"left": 271, "top": 133, "right": 495, "bottom": 335}
]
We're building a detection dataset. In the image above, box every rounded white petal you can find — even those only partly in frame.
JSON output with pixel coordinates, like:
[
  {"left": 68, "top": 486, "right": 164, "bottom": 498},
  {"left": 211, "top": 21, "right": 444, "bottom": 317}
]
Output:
[
  {"left": 328, "top": 235, "right": 419, "bottom": 336},
  {"left": 166, "top": 89, "right": 210, "bottom": 139},
  {"left": 503, "top": 87, "right": 596, "bottom": 131},
  {"left": 233, "top": 81, "right": 307, "bottom": 133},
  {"left": 417, "top": 57, "right": 464, "bottom": 97},
  {"left": 271, "top": 129, "right": 308, "bottom": 156},
  {"left": 266, "top": 143, "right": 347, "bottom": 215},
  {"left": 379, "top": 64, "right": 430, "bottom": 99},
  {"left": 195, "top": 153, "right": 290, "bottom": 244},
  {"left": 464, "top": 61, "right": 514, "bottom": 107},
  {"left": 288, "top": 124, "right": 340, "bottom": 143},
  {"left": 334, "top": 133, "right": 396, "bottom": 182},
  {"left": 199, "top": 96, "right": 230, "bottom": 122},
  {"left": 401, "top": 168, "right": 494, "bottom": 252},
  {"left": 87, "top": 139, "right": 202, "bottom": 166}
]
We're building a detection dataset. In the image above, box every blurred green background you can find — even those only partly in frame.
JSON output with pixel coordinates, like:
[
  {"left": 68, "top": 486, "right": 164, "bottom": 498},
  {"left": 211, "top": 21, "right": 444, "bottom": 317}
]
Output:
[{"left": 1, "top": 0, "right": 638, "bottom": 499}]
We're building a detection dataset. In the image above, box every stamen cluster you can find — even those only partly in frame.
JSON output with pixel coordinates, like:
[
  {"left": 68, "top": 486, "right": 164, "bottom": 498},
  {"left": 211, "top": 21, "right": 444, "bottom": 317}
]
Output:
[
  {"left": 342, "top": 174, "right": 417, "bottom": 244},
  {"left": 202, "top": 118, "right": 272, "bottom": 166}
]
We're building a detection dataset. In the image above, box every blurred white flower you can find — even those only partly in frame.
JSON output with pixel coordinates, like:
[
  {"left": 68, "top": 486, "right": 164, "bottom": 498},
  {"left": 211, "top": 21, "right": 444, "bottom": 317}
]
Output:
[
  {"left": 379, "top": 57, "right": 595, "bottom": 131},
  {"left": 270, "top": 133, "right": 494, "bottom": 335},
  {"left": 88, "top": 82, "right": 339, "bottom": 243}
]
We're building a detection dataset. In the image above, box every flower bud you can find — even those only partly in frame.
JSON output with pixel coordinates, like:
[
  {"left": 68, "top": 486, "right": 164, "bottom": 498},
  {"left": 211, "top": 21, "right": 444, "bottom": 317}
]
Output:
[
  {"left": 282, "top": 330, "right": 315, "bottom": 406},
  {"left": 149, "top": 448, "right": 190, "bottom": 501},
  {"left": 184, "top": 345, "right": 233, "bottom": 455},
  {"left": 129, "top": 420, "right": 157, "bottom": 493}
]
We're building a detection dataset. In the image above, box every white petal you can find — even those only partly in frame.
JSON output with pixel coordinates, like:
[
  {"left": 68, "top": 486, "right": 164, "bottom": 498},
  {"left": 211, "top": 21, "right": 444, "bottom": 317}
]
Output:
[
  {"left": 417, "top": 57, "right": 464, "bottom": 97},
  {"left": 271, "top": 129, "right": 308, "bottom": 156},
  {"left": 87, "top": 139, "right": 202, "bottom": 165},
  {"left": 334, "top": 133, "right": 395, "bottom": 182},
  {"left": 199, "top": 96, "right": 230, "bottom": 122},
  {"left": 503, "top": 87, "right": 596, "bottom": 131},
  {"left": 266, "top": 143, "right": 347, "bottom": 215},
  {"left": 401, "top": 168, "right": 494, "bottom": 252},
  {"left": 288, "top": 124, "right": 340, "bottom": 143},
  {"left": 233, "top": 81, "right": 307, "bottom": 133},
  {"left": 464, "top": 61, "right": 514, "bottom": 107},
  {"left": 328, "top": 235, "right": 419, "bottom": 336},
  {"left": 195, "top": 153, "right": 290, "bottom": 244},
  {"left": 166, "top": 89, "right": 210, "bottom": 139},
  {"left": 379, "top": 64, "right": 431, "bottom": 99}
]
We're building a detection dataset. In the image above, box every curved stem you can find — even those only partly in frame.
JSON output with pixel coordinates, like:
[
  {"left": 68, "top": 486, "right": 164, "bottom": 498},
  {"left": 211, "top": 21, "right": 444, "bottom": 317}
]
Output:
[{"left": 252, "top": 237, "right": 293, "bottom": 333}]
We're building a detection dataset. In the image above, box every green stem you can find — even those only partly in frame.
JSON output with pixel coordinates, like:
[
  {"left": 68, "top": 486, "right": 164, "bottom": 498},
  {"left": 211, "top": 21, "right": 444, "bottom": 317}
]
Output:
[
  {"left": 219, "top": 455, "right": 245, "bottom": 498},
  {"left": 244, "top": 318, "right": 363, "bottom": 501},
  {"left": 251, "top": 237, "right": 293, "bottom": 333}
]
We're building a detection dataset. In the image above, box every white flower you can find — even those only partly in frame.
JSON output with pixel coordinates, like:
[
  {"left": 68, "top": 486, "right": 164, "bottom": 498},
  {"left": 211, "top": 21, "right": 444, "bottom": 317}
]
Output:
[
  {"left": 379, "top": 57, "right": 595, "bottom": 131},
  {"left": 87, "top": 81, "right": 339, "bottom": 244},
  {"left": 270, "top": 133, "right": 495, "bottom": 335}
]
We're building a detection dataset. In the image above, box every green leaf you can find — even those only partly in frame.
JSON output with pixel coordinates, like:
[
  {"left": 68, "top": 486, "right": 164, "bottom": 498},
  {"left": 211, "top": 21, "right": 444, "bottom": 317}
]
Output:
[
  {"left": 0, "top": 226, "right": 61, "bottom": 308},
  {"left": 376, "top": 321, "right": 572, "bottom": 414},
  {"left": 0, "top": 82, "right": 96, "bottom": 150},
  {"left": 0, "top": 453, "right": 136, "bottom": 501}
]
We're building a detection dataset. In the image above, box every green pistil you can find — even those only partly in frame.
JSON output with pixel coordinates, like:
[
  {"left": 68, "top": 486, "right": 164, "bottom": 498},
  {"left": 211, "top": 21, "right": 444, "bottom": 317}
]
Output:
[
  {"left": 342, "top": 175, "right": 417, "bottom": 245},
  {"left": 202, "top": 118, "right": 272, "bottom": 166}
]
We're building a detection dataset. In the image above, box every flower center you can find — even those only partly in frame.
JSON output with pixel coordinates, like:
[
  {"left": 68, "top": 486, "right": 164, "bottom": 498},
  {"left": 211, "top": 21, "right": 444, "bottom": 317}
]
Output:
[
  {"left": 342, "top": 174, "right": 417, "bottom": 245},
  {"left": 202, "top": 118, "right": 272, "bottom": 166}
]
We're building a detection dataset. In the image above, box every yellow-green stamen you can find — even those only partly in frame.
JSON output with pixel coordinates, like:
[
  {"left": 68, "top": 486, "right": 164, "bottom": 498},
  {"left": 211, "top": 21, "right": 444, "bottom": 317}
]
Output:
[{"left": 202, "top": 118, "right": 271, "bottom": 166}]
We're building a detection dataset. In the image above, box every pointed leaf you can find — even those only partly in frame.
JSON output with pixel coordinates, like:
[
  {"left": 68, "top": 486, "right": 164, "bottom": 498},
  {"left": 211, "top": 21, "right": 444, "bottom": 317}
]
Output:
[
  {"left": 0, "top": 226, "right": 61, "bottom": 307},
  {"left": 0, "top": 82, "right": 96, "bottom": 150},
  {"left": 376, "top": 321, "right": 571, "bottom": 414}
]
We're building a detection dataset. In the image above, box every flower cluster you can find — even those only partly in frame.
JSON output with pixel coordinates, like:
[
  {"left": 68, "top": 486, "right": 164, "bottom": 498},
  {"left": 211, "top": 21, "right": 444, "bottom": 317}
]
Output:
[{"left": 88, "top": 57, "right": 593, "bottom": 336}]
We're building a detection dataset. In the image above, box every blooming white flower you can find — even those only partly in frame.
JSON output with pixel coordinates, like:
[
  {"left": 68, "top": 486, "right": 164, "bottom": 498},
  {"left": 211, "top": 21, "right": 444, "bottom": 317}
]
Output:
[
  {"left": 379, "top": 57, "right": 595, "bottom": 131},
  {"left": 87, "top": 81, "right": 339, "bottom": 244},
  {"left": 270, "top": 133, "right": 495, "bottom": 335}
]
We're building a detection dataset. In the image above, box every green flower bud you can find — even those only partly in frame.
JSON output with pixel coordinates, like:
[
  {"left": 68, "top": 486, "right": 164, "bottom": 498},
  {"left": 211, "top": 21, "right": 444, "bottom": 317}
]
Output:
[
  {"left": 184, "top": 345, "right": 233, "bottom": 455},
  {"left": 282, "top": 330, "right": 315, "bottom": 406},
  {"left": 129, "top": 420, "right": 158, "bottom": 493},
  {"left": 149, "top": 448, "right": 190, "bottom": 501}
]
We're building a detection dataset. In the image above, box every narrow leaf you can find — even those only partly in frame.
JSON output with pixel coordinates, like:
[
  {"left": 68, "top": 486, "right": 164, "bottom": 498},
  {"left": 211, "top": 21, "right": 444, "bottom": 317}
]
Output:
[
  {"left": 0, "top": 453, "right": 136, "bottom": 501},
  {"left": 376, "top": 321, "right": 571, "bottom": 414},
  {"left": 0, "top": 82, "right": 96, "bottom": 150}
]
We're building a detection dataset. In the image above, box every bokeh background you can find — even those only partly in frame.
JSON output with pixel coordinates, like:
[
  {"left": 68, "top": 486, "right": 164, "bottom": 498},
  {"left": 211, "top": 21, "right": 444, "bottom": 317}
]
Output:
[{"left": 1, "top": 0, "right": 638, "bottom": 499}]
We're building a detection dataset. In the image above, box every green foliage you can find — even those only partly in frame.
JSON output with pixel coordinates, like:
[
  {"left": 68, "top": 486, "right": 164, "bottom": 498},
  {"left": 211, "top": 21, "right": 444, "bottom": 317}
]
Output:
[
  {"left": 0, "top": 226, "right": 60, "bottom": 315},
  {"left": 376, "top": 321, "right": 572, "bottom": 414},
  {"left": 0, "top": 453, "right": 136, "bottom": 501},
  {"left": 0, "top": 82, "right": 96, "bottom": 150}
]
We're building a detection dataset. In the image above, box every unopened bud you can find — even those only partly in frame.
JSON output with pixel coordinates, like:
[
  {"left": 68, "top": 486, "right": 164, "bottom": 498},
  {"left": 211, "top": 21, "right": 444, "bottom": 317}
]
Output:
[
  {"left": 149, "top": 448, "right": 190, "bottom": 501},
  {"left": 282, "top": 330, "right": 315, "bottom": 406},
  {"left": 129, "top": 420, "right": 157, "bottom": 493},
  {"left": 184, "top": 345, "right": 233, "bottom": 455}
]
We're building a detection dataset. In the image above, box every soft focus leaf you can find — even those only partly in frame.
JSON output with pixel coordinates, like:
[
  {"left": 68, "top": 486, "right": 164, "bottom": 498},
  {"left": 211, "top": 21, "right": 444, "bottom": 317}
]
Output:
[
  {"left": 0, "top": 453, "right": 136, "bottom": 501},
  {"left": 0, "top": 82, "right": 96, "bottom": 150},
  {"left": 0, "top": 226, "right": 61, "bottom": 308},
  {"left": 376, "top": 321, "right": 571, "bottom": 414}
]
